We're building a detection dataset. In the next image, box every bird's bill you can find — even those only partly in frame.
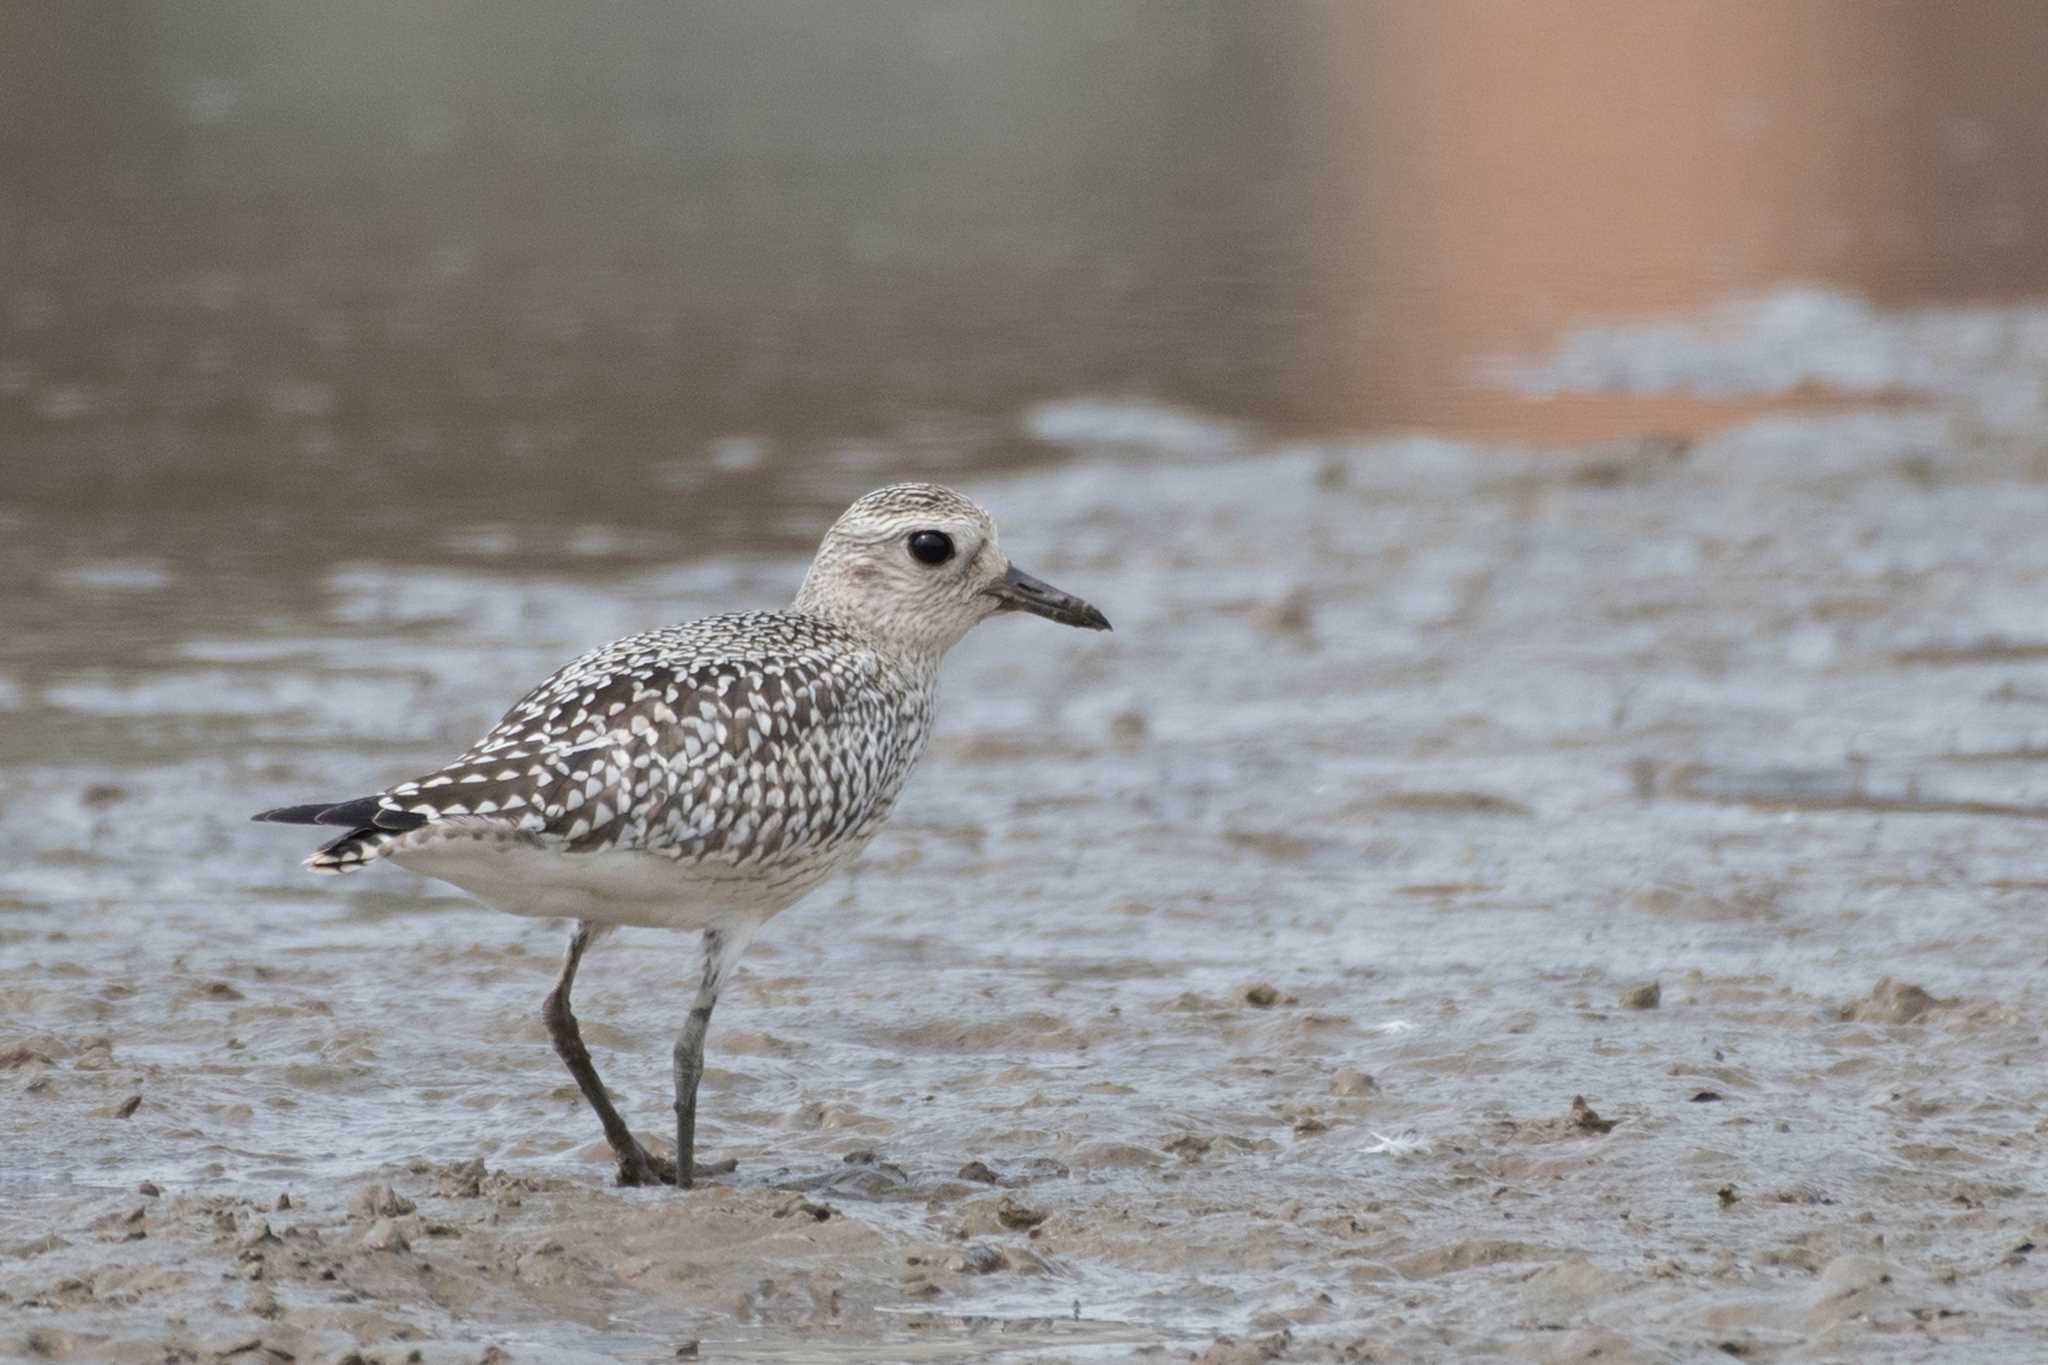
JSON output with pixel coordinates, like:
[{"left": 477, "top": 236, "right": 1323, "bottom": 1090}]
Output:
[{"left": 984, "top": 562, "right": 1111, "bottom": 631}]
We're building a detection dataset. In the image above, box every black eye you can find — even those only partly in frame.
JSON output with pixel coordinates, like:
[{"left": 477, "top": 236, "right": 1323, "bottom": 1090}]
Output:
[{"left": 907, "top": 530, "right": 955, "bottom": 566}]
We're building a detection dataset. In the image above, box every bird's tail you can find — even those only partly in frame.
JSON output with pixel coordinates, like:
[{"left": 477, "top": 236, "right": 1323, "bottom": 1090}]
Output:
[
  {"left": 302, "top": 828, "right": 404, "bottom": 875},
  {"left": 253, "top": 797, "right": 424, "bottom": 876}
]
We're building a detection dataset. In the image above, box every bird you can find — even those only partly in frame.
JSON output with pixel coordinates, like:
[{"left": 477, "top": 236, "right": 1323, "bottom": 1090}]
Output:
[{"left": 254, "top": 483, "right": 1109, "bottom": 1189}]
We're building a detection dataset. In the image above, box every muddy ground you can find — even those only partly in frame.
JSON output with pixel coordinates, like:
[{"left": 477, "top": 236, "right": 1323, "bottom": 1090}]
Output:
[{"left": 5, "top": 293, "right": 2048, "bottom": 1360}]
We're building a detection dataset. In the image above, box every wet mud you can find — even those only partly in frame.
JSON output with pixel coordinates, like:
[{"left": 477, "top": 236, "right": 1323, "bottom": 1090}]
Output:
[{"left": 6, "top": 293, "right": 2048, "bottom": 1358}]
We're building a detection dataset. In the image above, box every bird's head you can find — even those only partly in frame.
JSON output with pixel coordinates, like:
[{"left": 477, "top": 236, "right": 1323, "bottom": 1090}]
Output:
[{"left": 795, "top": 482, "right": 1110, "bottom": 656}]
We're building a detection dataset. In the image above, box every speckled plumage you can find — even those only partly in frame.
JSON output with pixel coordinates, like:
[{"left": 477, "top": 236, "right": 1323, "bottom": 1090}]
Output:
[
  {"left": 254, "top": 481, "right": 1109, "bottom": 1188},
  {"left": 312, "top": 610, "right": 937, "bottom": 924}
]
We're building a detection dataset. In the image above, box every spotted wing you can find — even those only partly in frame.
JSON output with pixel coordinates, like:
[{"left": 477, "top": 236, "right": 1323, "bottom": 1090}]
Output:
[{"left": 375, "top": 632, "right": 881, "bottom": 866}]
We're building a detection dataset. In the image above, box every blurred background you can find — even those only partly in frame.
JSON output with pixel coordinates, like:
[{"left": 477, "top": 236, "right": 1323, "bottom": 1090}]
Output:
[
  {"left": 8, "top": 1, "right": 2048, "bottom": 573},
  {"left": 10, "top": 6, "right": 2048, "bottom": 1357}
]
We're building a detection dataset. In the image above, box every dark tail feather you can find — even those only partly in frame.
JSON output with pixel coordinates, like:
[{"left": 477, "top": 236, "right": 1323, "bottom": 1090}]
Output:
[
  {"left": 252, "top": 801, "right": 347, "bottom": 825},
  {"left": 304, "top": 827, "right": 404, "bottom": 875},
  {"left": 252, "top": 797, "right": 427, "bottom": 831},
  {"left": 254, "top": 796, "right": 425, "bottom": 876}
]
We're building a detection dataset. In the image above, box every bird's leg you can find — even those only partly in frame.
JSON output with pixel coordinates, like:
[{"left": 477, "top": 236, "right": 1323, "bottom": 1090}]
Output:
[
  {"left": 672, "top": 926, "right": 752, "bottom": 1189},
  {"left": 541, "top": 922, "right": 673, "bottom": 1187}
]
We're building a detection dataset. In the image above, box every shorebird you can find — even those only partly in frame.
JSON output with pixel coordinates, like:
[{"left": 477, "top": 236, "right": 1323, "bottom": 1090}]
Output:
[{"left": 256, "top": 483, "right": 1108, "bottom": 1188}]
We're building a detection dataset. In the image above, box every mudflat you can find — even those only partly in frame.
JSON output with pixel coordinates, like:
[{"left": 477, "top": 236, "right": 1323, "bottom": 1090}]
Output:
[{"left": 6, "top": 297, "right": 2047, "bottom": 1359}]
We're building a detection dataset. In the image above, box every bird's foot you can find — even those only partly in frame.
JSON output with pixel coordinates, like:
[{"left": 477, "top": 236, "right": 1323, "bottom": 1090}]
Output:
[
  {"left": 613, "top": 1142, "right": 735, "bottom": 1189},
  {"left": 614, "top": 1142, "right": 671, "bottom": 1187}
]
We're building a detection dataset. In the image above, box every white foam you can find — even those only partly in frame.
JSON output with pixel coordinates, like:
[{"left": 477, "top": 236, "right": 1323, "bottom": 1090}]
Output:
[{"left": 1362, "top": 1130, "right": 1432, "bottom": 1156}]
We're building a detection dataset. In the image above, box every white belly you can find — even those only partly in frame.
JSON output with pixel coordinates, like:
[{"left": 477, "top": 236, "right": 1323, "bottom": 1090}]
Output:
[{"left": 387, "top": 823, "right": 839, "bottom": 932}]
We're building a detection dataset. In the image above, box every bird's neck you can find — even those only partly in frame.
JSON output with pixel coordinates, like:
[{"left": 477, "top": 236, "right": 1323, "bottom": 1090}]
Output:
[{"left": 788, "top": 594, "right": 946, "bottom": 682}]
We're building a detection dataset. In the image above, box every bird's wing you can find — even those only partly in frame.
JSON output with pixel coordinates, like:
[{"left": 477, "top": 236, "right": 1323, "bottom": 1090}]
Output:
[{"left": 376, "top": 630, "right": 889, "bottom": 864}]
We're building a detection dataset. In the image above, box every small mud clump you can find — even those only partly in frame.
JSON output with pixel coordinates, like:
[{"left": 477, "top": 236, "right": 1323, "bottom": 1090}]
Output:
[
  {"left": 1198, "top": 1329, "right": 1292, "bottom": 1364},
  {"left": 1837, "top": 978, "right": 1943, "bottom": 1025},
  {"left": 1329, "top": 1069, "right": 1377, "bottom": 1098},
  {"left": 437, "top": 1159, "right": 487, "bottom": 1199},
  {"left": 996, "top": 1196, "right": 1048, "bottom": 1230},
  {"left": 348, "top": 1183, "right": 416, "bottom": 1221},
  {"left": 1567, "top": 1096, "right": 1616, "bottom": 1134},
  {"left": 948, "top": 1244, "right": 1009, "bottom": 1275}
]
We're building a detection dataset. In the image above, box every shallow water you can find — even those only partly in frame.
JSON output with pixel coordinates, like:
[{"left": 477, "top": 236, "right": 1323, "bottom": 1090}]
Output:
[
  {"left": 13, "top": 2, "right": 2048, "bottom": 574},
  {"left": 7, "top": 322, "right": 2048, "bottom": 1356}
]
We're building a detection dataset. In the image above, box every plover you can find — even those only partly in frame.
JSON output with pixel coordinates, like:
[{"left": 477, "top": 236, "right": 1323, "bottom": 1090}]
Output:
[{"left": 256, "top": 483, "right": 1109, "bottom": 1187}]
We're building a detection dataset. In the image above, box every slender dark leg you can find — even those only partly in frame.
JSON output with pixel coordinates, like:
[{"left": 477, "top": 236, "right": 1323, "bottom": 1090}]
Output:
[
  {"left": 672, "top": 927, "right": 749, "bottom": 1190},
  {"left": 542, "top": 922, "right": 674, "bottom": 1187}
]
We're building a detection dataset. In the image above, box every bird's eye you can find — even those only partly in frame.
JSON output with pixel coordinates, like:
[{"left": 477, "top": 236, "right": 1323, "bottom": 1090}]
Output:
[{"left": 907, "top": 530, "right": 955, "bottom": 566}]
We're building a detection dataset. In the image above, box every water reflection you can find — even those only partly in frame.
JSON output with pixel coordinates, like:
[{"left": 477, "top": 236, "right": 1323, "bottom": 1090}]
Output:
[
  {"left": 3, "top": 2, "right": 2048, "bottom": 570},
  {"left": 1310, "top": 1, "right": 2048, "bottom": 437}
]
